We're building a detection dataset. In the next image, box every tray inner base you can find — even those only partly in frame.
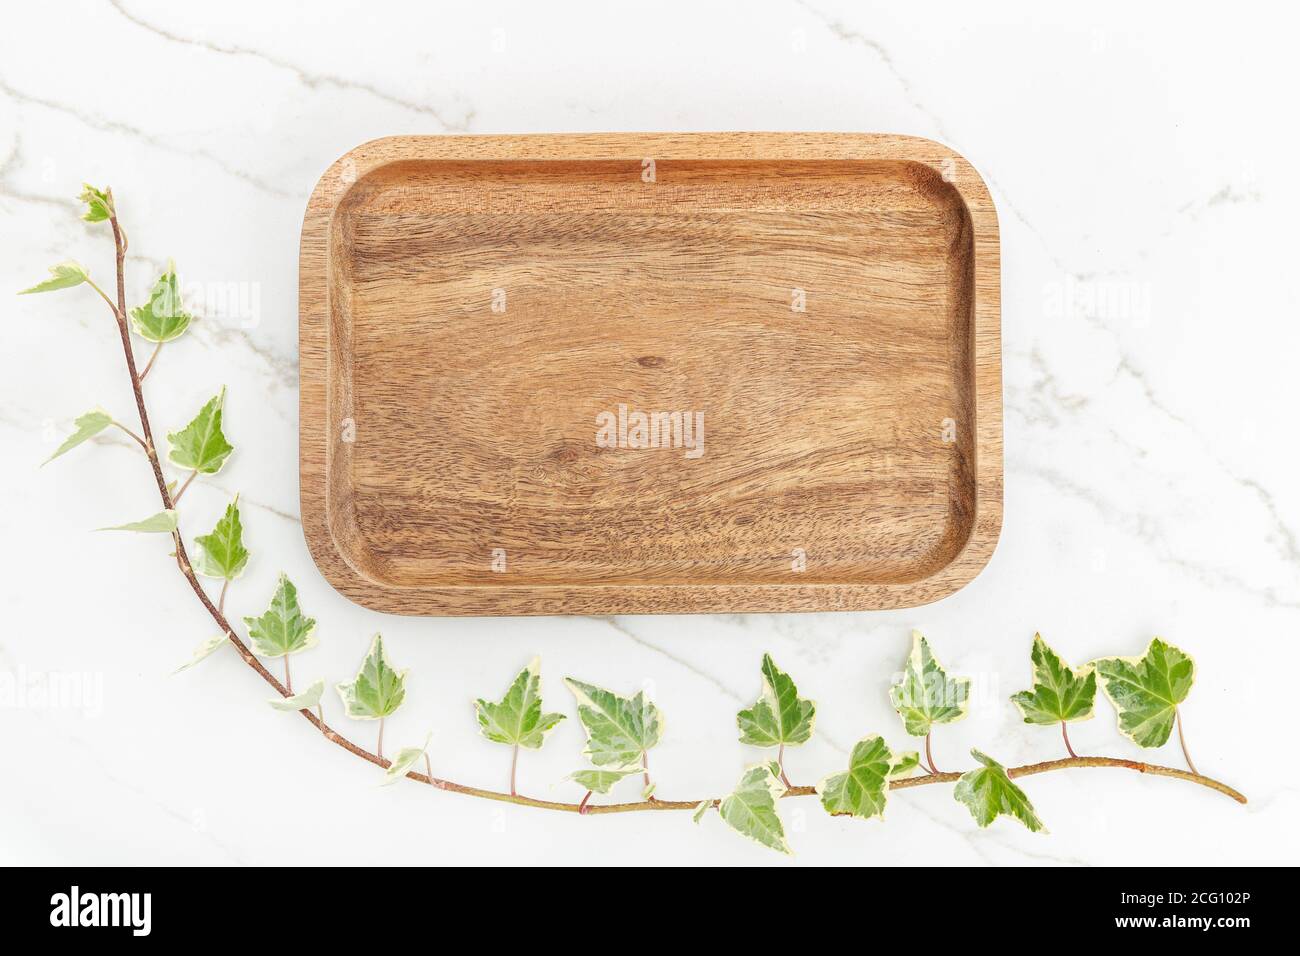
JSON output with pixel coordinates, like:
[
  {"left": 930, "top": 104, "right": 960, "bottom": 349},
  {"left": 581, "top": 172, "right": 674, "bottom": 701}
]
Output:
[{"left": 330, "top": 158, "right": 976, "bottom": 588}]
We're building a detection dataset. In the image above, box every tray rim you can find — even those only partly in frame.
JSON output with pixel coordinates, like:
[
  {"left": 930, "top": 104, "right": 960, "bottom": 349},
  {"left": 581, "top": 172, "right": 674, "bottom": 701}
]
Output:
[{"left": 299, "top": 132, "right": 1002, "bottom": 616}]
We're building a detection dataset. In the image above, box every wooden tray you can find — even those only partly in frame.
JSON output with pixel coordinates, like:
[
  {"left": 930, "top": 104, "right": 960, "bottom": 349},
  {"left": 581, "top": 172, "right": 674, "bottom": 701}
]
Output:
[{"left": 300, "top": 133, "right": 1001, "bottom": 615}]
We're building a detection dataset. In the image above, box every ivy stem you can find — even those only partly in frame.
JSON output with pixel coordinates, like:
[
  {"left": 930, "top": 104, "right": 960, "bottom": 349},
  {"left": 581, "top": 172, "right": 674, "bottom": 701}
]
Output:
[
  {"left": 217, "top": 579, "right": 228, "bottom": 615},
  {"left": 642, "top": 750, "right": 654, "bottom": 799},
  {"left": 138, "top": 340, "right": 163, "bottom": 382},
  {"left": 172, "top": 469, "right": 198, "bottom": 505},
  {"left": 377, "top": 717, "right": 385, "bottom": 761},
  {"left": 1061, "top": 721, "right": 1078, "bottom": 758},
  {"left": 1175, "top": 707, "right": 1199, "bottom": 776},
  {"left": 509, "top": 743, "right": 519, "bottom": 797},
  {"left": 283, "top": 655, "right": 292, "bottom": 695},
  {"left": 924, "top": 731, "right": 940, "bottom": 774},
  {"left": 86, "top": 205, "right": 1248, "bottom": 823},
  {"left": 777, "top": 743, "right": 792, "bottom": 788}
]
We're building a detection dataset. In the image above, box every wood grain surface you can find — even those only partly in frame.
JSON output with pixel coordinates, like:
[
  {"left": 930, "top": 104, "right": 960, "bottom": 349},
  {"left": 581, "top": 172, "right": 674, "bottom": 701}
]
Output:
[{"left": 299, "top": 133, "right": 1001, "bottom": 615}]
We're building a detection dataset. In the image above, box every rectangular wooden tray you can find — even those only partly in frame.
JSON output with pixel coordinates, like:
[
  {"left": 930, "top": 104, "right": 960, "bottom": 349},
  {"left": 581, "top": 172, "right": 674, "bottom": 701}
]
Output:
[{"left": 300, "top": 133, "right": 1001, "bottom": 615}]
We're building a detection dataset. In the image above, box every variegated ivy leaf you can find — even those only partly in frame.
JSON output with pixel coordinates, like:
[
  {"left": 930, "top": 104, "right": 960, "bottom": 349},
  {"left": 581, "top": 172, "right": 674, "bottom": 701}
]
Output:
[
  {"left": 1011, "top": 633, "right": 1097, "bottom": 726},
  {"left": 381, "top": 732, "right": 431, "bottom": 786},
  {"left": 718, "top": 764, "right": 790, "bottom": 855},
  {"left": 167, "top": 387, "right": 233, "bottom": 475},
  {"left": 130, "top": 261, "right": 193, "bottom": 343},
  {"left": 44, "top": 409, "right": 113, "bottom": 464},
  {"left": 269, "top": 679, "right": 324, "bottom": 712},
  {"left": 736, "top": 653, "right": 815, "bottom": 748},
  {"left": 20, "top": 260, "right": 89, "bottom": 295},
  {"left": 475, "top": 657, "right": 565, "bottom": 749},
  {"left": 890, "top": 751, "right": 921, "bottom": 778},
  {"left": 952, "top": 750, "right": 1046, "bottom": 832},
  {"left": 1094, "top": 638, "right": 1195, "bottom": 748},
  {"left": 567, "top": 766, "right": 641, "bottom": 795},
  {"left": 173, "top": 633, "right": 228, "bottom": 674},
  {"left": 692, "top": 800, "right": 713, "bottom": 823},
  {"left": 244, "top": 573, "right": 316, "bottom": 658},
  {"left": 79, "top": 183, "right": 114, "bottom": 222},
  {"left": 336, "top": 635, "right": 407, "bottom": 720},
  {"left": 817, "top": 734, "right": 915, "bottom": 821},
  {"left": 98, "top": 509, "right": 178, "bottom": 533},
  {"left": 564, "top": 678, "right": 662, "bottom": 768},
  {"left": 889, "top": 630, "right": 970, "bottom": 737},
  {"left": 193, "top": 497, "right": 248, "bottom": 580}
]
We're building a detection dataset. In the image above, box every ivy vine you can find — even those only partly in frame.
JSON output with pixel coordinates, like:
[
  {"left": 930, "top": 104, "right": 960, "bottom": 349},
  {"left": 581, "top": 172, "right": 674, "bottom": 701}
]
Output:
[{"left": 21, "top": 183, "right": 1246, "bottom": 854}]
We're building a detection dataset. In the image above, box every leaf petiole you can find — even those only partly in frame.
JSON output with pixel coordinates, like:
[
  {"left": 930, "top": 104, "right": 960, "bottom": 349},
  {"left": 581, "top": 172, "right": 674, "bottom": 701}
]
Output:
[
  {"left": 1061, "top": 720, "right": 1078, "bottom": 758},
  {"left": 172, "top": 470, "right": 198, "bottom": 505},
  {"left": 510, "top": 742, "right": 519, "bottom": 797},
  {"left": 110, "top": 419, "right": 147, "bottom": 450},
  {"left": 84, "top": 275, "right": 121, "bottom": 318},
  {"left": 138, "top": 340, "right": 163, "bottom": 381},
  {"left": 1175, "top": 707, "right": 1198, "bottom": 775},
  {"left": 924, "top": 731, "right": 941, "bottom": 775}
]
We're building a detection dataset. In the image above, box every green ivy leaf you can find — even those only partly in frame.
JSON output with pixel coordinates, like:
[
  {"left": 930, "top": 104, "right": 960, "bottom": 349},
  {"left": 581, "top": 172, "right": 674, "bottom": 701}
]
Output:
[
  {"left": 336, "top": 635, "right": 407, "bottom": 720},
  {"left": 269, "top": 679, "right": 325, "bottom": 712},
  {"left": 475, "top": 657, "right": 565, "bottom": 749},
  {"left": 19, "top": 260, "right": 89, "bottom": 295},
  {"left": 193, "top": 496, "right": 248, "bottom": 580},
  {"left": 167, "top": 387, "right": 233, "bottom": 475},
  {"left": 97, "top": 509, "right": 178, "bottom": 533},
  {"left": 381, "top": 732, "right": 431, "bottom": 786},
  {"left": 243, "top": 573, "right": 315, "bottom": 658},
  {"left": 566, "top": 767, "right": 641, "bottom": 794},
  {"left": 1094, "top": 638, "right": 1195, "bottom": 748},
  {"left": 889, "top": 630, "right": 970, "bottom": 737},
  {"left": 952, "top": 750, "right": 1046, "bottom": 832},
  {"left": 173, "top": 633, "right": 228, "bottom": 673},
  {"left": 1011, "top": 634, "right": 1097, "bottom": 726},
  {"left": 130, "top": 261, "right": 193, "bottom": 342},
  {"left": 736, "top": 653, "right": 815, "bottom": 748},
  {"left": 79, "top": 183, "right": 114, "bottom": 222},
  {"left": 564, "top": 678, "right": 662, "bottom": 768},
  {"left": 816, "top": 734, "right": 899, "bottom": 821},
  {"left": 44, "top": 409, "right": 113, "bottom": 464},
  {"left": 718, "top": 764, "right": 790, "bottom": 854}
]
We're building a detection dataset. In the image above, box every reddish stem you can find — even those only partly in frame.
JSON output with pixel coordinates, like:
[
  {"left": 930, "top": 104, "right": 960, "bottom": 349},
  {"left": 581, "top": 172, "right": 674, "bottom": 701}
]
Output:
[
  {"left": 924, "top": 731, "right": 940, "bottom": 774},
  {"left": 1061, "top": 721, "right": 1078, "bottom": 758}
]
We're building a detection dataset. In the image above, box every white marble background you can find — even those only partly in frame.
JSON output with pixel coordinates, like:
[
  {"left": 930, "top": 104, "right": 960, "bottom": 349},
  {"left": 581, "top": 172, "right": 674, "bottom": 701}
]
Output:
[{"left": 2, "top": 0, "right": 1297, "bottom": 866}]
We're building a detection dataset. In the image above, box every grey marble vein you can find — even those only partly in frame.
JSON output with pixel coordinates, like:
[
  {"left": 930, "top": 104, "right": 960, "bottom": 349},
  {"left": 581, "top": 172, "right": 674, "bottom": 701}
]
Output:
[
  {"left": 0, "top": 75, "right": 295, "bottom": 198},
  {"left": 108, "top": 0, "right": 475, "bottom": 132}
]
